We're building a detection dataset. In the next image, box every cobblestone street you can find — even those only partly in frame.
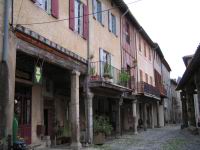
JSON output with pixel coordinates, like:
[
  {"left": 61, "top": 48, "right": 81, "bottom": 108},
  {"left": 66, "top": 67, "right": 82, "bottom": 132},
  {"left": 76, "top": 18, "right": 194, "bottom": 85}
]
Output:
[{"left": 86, "top": 125, "right": 200, "bottom": 150}]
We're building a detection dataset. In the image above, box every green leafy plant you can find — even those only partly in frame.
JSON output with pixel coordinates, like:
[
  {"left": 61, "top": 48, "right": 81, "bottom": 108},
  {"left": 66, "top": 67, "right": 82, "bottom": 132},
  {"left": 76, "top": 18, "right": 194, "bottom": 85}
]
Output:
[
  {"left": 103, "top": 63, "right": 112, "bottom": 79},
  {"left": 90, "top": 66, "right": 96, "bottom": 76},
  {"left": 93, "top": 116, "right": 113, "bottom": 136},
  {"left": 119, "top": 70, "right": 130, "bottom": 85}
]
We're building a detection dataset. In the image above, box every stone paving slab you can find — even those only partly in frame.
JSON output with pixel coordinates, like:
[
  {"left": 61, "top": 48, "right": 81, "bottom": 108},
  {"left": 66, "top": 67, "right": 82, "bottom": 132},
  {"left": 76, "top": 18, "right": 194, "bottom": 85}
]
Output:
[{"left": 36, "top": 125, "right": 200, "bottom": 150}]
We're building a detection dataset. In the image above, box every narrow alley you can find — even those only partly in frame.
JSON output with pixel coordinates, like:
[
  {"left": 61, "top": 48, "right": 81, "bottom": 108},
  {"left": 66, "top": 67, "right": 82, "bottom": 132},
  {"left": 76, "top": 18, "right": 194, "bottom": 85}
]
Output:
[{"left": 88, "top": 125, "right": 200, "bottom": 150}]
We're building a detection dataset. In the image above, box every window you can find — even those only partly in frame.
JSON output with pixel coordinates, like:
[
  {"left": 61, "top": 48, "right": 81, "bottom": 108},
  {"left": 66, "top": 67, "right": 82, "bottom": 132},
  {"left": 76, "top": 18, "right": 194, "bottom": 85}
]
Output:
[
  {"left": 109, "top": 12, "right": 117, "bottom": 35},
  {"left": 140, "top": 70, "right": 143, "bottom": 81},
  {"left": 144, "top": 43, "right": 147, "bottom": 57},
  {"left": 139, "top": 36, "right": 141, "bottom": 51},
  {"left": 145, "top": 73, "right": 148, "bottom": 83},
  {"left": 149, "top": 47, "right": 151, "bottom": 61},
  {"left": 75, "top": 0, "right": 83, "bottom": 35},
  {"left": 36, "top": 0, "right": 51, "bottom": 14},
  {"left": 125, "top": 22, "right": 130, "bottom": 44},
  {"left": 96, "top": 0, "right": 102, "bottom": 23},
  {"left": 111, "top": 14, "right": 116, "bottom": 34}
]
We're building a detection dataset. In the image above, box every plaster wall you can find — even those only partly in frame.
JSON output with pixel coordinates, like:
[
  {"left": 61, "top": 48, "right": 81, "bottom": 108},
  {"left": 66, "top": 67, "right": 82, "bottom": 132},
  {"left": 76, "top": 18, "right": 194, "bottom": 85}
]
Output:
[
  {"left": 136, "top": 33, "right": 154, "bottom": 86},
  {"left": 32, "top": 85, "right": 43, "bottom": 144},
  {"left": 13, "top": 0, "right": 87, "bottom": 59},
  {"left": 89, "top": 0, "right": 121, "bottom": 69}
]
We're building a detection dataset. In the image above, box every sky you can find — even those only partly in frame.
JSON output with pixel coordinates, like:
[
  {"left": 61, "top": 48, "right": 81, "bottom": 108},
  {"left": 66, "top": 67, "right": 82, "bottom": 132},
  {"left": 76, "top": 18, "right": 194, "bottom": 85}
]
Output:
[{"left": 124, "top": 0, "right": 200, "bottom": 79}]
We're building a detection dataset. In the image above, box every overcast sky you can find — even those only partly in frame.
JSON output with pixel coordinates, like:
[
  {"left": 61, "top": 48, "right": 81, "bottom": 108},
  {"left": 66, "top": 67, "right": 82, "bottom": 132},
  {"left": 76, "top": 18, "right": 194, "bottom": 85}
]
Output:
[{"left": 124, "top": 0, "right": 200, "bottom": 79}]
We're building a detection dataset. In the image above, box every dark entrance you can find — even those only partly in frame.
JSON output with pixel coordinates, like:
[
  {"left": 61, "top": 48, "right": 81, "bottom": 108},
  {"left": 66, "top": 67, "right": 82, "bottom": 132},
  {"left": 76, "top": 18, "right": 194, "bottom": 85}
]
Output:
[{"left": 15, "top": 83, "right": 32, "bottom": 144}]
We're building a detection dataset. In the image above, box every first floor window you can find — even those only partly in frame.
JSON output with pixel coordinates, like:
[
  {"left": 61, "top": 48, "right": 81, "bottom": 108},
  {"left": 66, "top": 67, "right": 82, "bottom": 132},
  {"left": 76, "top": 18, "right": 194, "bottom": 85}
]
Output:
[
  {"left": 75, "top": 0, "right": 83, "bottom": 35},
  {"left": 111, "top": 14, "right": 116, "bottom": 34},
  {"left": 96, "top": 0, "right": 102, "bottom": 23},
  {"left": 36, "top": 0, "right": 51, "bottom": 14}
]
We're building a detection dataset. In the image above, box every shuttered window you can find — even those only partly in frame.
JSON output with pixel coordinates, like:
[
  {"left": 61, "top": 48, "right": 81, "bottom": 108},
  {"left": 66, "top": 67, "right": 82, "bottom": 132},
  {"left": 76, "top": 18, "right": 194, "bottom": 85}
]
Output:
[
  {"left": 97, "top": 0, "right": 102, "bottom": 23},
  {"left": 75, "top": 0, "right": 83, "bottom": 35},
  {"left": 109, "top": 12, "right": 117, "bottom": 35},
  {"left": 69, "top": 0, "right": 88, "bottom": 39},
  {"left": 32, "top": 0, "right": 58, "bottom": 18}
]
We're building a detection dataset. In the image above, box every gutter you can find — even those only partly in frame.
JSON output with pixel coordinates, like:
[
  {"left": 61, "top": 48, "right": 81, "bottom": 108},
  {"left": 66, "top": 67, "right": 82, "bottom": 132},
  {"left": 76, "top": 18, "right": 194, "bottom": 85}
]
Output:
[{"left": 2, "top": 0, "right": 11, "bottom": 62}]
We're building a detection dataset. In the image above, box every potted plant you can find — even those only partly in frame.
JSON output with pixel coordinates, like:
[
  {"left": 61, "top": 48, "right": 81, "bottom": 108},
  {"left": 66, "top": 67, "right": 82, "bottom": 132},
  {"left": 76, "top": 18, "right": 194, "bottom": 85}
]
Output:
[
  {"left": 93, "top": 116, "right": 113, "bottom": 145},
  {"left": 103, "top": 63, "right": 112, "bottom": 81},
  {"left": 119, "top": 70, "right": 130, "bottom": 86},
  {"left": 90, "top": 66, "right": 99, "bottom": 80}
]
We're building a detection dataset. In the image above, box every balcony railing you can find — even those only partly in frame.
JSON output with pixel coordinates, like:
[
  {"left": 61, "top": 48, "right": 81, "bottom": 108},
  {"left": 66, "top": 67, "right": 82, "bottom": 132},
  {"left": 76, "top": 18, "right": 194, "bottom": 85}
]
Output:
[
  {"left": 90, "top": 61, "right": 133, "bottom": 89},
  {"left": 137, "top": 81, "right": 160, "bottom": 98}
]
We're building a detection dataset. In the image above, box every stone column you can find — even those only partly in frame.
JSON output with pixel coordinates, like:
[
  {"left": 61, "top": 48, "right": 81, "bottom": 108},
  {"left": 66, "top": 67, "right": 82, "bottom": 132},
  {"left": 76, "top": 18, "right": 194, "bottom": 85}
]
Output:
[
  {"left": 116, "top": 98, "right": 123, "bottom": 135},
  {"left": 70, "top": 70, "right": 81, "bottom": 150},
  {"left": 143, "top": 103, "right": 147, "bottom": 131},
  {"left": 181, "top": 91, "right": 188, "bottom": 128},
  {"left": 0, "top": 33, "right": 16, "bottom": 149},
  {"left": 150, "top": 104, "right": 154, "bottom": 129},
  {"left": 186, "top": 89, "right": 196, "bottom": 126},
  {"left": 132, "top": 100, "right": 138, "bottom": 134},
  {"left": 156, "top": 101, "right": 160, "bottom": 128},
  {"left": 85, "top": 92, "right": 94, "bottom": 144}
]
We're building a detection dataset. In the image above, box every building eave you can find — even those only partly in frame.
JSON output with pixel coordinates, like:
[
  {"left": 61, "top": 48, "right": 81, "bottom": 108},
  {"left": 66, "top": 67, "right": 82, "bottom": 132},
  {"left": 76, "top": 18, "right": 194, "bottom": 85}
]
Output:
[{"left": 176, "top": 43, "right": 200, "bottom": 90}]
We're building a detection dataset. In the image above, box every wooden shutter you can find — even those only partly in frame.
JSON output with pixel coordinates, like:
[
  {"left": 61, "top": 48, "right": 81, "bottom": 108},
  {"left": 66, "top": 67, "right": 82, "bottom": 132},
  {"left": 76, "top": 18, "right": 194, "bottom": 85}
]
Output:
[
  {"left": 51, "top": 0, "right": 59, "bottom": 18},
  {"left": 83, "top": 4, "right": 89, "bottom": 40},
  {"left": 101, "top": 2, "right": 105, "bottom": 26},
  {"left": 108, "top": 11, "right": 112, "bottom": 32},
  {"left": 46, "top": 0, "right": 51, "bottom": 14},
  {"left": 69, "top": 0, "right": 75, "bottom": 30},
  {"left": 99, "top": 48, "right": 104, "bottom": 76},
  {"left": 92, "top": 0, "right": 97, "bottom": 19}
]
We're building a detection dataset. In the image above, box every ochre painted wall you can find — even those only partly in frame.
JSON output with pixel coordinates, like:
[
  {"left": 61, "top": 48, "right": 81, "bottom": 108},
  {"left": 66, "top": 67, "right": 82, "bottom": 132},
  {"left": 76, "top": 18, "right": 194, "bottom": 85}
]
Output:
[
  {"left": 13, "top": 0, "right": 87, "bottom": 59},
  {"left": 89, "top": 0, "right": 122, "bottom": 70}
]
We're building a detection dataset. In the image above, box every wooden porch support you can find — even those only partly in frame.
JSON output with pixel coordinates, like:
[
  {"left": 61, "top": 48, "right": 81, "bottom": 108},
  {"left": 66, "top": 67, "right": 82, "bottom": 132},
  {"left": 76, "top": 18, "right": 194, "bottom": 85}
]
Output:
[
  {"left": 70, "top": 70, "right": 81, "bottom": 150},
  {"left": 156, "top": 101, "right": 161, "bottom": 128},
  {"left": 116, "top": 98, "right": 123, "bottom": 135},
  {"left": 85, "top": 91, "right": 94, "bottom": 144},
  {"left": 186, "top": 89, "right": 196, "bottom": 126},
  {"left": 132, "top": 100, "right": 138, "bottom": 134},
  {"left": 150, "top": 104, "right": 154, "bottom": 129},
  {"left": 194, "top": 70, "right": 200, "bottom": 116},
  {"left": 181, "top": 91, "right": 188, "bottom": 128},
  {"left": 143, "top": 103, "right": 147, "bottom": 131}
]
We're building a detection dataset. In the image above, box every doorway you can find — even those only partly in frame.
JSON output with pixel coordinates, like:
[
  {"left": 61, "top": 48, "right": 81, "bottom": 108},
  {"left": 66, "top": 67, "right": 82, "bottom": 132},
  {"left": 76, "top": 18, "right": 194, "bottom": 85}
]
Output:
[{"left": 15, "top": 83, "right": 32, "bottom": 144}]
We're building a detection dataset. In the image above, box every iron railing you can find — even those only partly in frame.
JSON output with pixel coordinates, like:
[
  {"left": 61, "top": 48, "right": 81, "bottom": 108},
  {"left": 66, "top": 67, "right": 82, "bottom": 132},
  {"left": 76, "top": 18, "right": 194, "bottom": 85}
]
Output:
[
  {"left": 137, "top": 81, "right": 160, "bottom": 97},
  {"left": 90, "top": 61, "right": 134, "bottom": 89}
]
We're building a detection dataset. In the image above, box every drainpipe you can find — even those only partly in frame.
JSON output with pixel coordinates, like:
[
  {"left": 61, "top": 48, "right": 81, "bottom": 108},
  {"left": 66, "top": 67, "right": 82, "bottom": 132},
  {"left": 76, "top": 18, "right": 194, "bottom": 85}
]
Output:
[
  {"left": 2, "top": 0, "right": 11, "bottom": 62},
  {"left": 85, "top": 0, "right": 92, "bottom": 145},
  {"left": 120, "top": 9, "right": 129, "bottom": 69}
]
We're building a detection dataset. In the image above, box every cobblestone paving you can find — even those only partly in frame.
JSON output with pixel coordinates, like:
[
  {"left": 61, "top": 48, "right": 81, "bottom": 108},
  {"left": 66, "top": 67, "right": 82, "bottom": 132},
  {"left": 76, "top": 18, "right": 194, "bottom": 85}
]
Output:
[{"left": 85, "top": 125, "right": 200, "bottom": 150}]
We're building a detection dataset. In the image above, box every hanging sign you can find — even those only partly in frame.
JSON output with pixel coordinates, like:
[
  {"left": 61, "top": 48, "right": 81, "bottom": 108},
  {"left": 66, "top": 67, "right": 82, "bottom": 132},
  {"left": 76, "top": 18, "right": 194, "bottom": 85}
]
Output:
[{"left": 34, "top": 66, "right": 42, "bottom": 84}]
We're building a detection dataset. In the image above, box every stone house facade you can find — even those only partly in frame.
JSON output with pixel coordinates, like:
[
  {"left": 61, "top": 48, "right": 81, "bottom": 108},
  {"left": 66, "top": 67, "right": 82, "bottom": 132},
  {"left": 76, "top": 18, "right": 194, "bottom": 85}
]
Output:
[{"left": 0, "top": 0, "right": 171, "bottom": 149}]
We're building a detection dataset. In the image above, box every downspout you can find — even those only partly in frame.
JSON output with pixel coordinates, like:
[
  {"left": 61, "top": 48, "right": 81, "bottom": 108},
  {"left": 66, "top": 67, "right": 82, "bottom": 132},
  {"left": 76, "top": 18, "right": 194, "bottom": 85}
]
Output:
[
  {"left": 2, "top": 0, "right": 11, "bottom": 62},
  {"left": 86, "top": 0, "right": 91, "bottom": 145},
  {"left": 120, "top": 9, "right": 129, "bottom": 69},
  {"left": 119, "top": 8, "right": 129, "bottom": 136}
]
